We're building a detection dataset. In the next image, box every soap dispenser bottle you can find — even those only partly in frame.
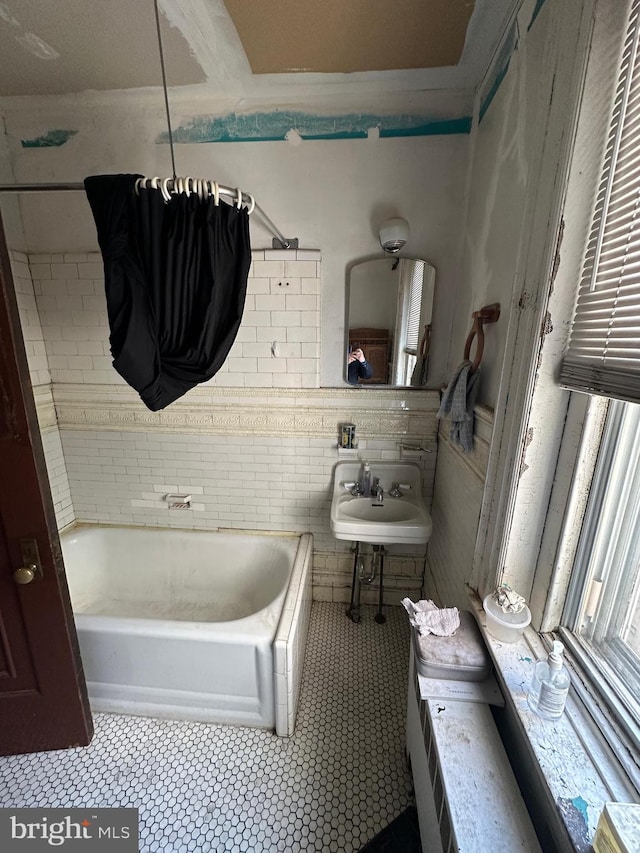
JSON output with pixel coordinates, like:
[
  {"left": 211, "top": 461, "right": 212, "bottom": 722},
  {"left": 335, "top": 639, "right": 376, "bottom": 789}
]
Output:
[
  {"left": 528, "top": 640, "right": 570, "bottom": 720},
  {"left": 361, "top": 461, "right": 371, "bottom": 497}
]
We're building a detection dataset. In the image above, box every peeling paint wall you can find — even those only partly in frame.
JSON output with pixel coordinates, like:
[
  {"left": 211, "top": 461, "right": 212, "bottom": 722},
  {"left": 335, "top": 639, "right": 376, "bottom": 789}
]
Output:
[
  {"left": 450, "top": 0, "right": 552, "bottom": 410},
  {"left": 507, "top": 0, "right": 631, "bottom": 619},
  {"left": 427, "top": 0, "right": 593, "bottom": 606},
  {"left": 160, "top": 111, "right": 472, "bottom": 144},
  {"left": 1, "top": 96, "right": 469, "bottom": 388}
]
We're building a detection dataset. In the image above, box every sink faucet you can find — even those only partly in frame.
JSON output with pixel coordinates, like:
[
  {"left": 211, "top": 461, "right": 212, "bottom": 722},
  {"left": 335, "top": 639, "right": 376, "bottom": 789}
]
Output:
[{"left": 373, "top": 478, "right": 384, "bottom": 504}]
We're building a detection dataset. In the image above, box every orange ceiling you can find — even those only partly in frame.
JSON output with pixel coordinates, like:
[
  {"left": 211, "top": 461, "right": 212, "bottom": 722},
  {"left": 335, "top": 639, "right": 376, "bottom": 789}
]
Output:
[{"left": 223, "top": 0, "right": 475, "bottom": 74}]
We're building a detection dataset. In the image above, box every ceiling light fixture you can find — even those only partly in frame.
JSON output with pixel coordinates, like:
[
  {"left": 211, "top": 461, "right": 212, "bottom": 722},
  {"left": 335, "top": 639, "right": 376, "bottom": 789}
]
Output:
[{"left": 379, "top": 217, "right": 409, "bottom": 254}]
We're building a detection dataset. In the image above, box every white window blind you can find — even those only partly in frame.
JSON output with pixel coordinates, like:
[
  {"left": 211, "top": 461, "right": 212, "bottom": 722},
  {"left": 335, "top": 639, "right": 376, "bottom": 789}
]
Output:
[{"left": 560, "top": 0, "right": 640, "bottom": 402}]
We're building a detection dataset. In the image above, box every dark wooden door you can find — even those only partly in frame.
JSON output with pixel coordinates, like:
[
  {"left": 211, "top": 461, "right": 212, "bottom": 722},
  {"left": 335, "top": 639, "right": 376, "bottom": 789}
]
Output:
[{"left": 0, "top": 216, "right": 92, "bottom": 755}]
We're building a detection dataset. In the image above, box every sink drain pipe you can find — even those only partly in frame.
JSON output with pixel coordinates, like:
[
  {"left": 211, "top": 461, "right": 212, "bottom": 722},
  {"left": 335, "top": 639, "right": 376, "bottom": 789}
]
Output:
[{"left": 346, "top": 544, "right": 387, "bottom": 624}]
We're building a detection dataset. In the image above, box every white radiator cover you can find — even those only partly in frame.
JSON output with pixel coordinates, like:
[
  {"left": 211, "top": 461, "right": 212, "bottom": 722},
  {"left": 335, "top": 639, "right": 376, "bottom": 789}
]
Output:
[{"left": 406, "top": 648, "right": 541, "bottom": 852}]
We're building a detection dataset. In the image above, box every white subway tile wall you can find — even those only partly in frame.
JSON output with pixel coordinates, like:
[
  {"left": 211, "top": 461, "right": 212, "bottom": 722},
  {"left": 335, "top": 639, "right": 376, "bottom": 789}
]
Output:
[
  {"left": 59, "top": 431, "right": 433, "bottom": 547},
  {"left": 42, "top": 428, "right": 74, "bottom": 530},
  {"left": 28, "top": 250, "right": 321, "bottom": 389},
  {"left": 10, "top": 252, "right": 50, "bottom": 386},
  {"left": 11, "top": 247, "right": 437, "bottom": 599},
  {"left": 10, "top": 252, "right": 72, "bottom": 531},
  {"left": 61, "top": 429, "right": 433, "bottom": 599}
]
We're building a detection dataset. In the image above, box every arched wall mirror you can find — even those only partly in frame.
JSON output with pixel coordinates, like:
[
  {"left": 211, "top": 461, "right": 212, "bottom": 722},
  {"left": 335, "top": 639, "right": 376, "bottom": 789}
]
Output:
[{"left": 345, "top": 258, "right": 436, "bottom": 387}]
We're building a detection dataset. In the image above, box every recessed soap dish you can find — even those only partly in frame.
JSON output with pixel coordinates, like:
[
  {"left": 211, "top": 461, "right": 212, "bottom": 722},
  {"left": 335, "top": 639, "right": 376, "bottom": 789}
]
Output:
[{"left": 165, "top": 493, "right": 192, "bottom": 509}]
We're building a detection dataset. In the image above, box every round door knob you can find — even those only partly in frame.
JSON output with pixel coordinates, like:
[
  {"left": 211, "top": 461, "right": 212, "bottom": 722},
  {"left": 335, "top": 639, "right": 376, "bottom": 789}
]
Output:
[{"left": 13, "top": 565, "right": 36, "bottom": 585}]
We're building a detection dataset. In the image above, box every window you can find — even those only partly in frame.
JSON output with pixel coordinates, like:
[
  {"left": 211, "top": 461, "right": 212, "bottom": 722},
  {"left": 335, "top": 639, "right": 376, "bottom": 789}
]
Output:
[
  {"left": 561, "top": 398, "right": 640, "bottom": 746},
  {"left": 555, "top": 0, "right": 640, "bottom": 768},
  {"left": 560, "top": 0, "right": 640, "bottom": 404}
]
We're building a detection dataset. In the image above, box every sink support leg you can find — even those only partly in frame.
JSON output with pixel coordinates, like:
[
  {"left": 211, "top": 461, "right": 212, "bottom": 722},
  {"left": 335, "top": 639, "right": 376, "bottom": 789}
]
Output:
[
  {"left": 346, "top": 541, "right": 361, "bottom": 623},
  {"left": 375, "top": 546, "right": 387, "bottom": 624}
]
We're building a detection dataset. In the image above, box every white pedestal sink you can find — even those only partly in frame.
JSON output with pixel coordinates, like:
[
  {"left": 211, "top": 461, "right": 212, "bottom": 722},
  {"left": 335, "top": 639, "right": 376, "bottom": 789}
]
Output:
[
  {"left": 330, "top": 460, "right": 432, "bottom": 546},
  {"left": 331, "top": 460, "right": 432, "bottom": 624}
]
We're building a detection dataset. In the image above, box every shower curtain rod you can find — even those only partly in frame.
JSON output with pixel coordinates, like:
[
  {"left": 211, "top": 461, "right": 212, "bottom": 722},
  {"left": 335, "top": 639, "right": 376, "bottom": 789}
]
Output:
[
  {"left": 0, "top": 181, "right": 297, "bottom": 249},
  {"left": 0, "top": 5, "right": 298, "bottom": 249}
]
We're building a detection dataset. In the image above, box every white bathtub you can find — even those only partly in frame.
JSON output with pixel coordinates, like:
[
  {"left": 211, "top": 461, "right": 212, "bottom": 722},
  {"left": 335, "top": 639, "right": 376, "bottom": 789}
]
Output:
[{"left": 61, "top": 526, "right": 313, "bottom": 734}]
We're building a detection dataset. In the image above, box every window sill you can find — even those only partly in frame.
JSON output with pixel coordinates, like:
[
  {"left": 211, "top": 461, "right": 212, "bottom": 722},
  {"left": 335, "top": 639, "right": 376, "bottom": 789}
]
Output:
[{"left": 468, "top": 591, "right": 636, "bottom": 852}]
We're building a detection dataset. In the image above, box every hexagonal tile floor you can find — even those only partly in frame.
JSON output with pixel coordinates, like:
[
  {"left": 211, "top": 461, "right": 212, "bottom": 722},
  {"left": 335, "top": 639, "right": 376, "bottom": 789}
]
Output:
[{"left": 0, "top": 602, "right": 413, "bottom": 852}]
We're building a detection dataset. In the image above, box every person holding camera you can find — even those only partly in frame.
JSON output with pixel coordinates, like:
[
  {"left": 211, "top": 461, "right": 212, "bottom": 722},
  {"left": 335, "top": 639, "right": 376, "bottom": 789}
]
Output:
[{"left": 347, "top": 347, "right": 373, "bottom": 384}]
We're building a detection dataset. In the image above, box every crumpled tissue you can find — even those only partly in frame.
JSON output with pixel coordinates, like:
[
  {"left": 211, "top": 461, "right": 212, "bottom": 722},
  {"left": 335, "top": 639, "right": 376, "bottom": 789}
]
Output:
[
  {"left": 401, "top": 597, "right": 460, "bottom": 637},
  {"left": 492, "top": 584, "right": 526, "bottom": 614}
]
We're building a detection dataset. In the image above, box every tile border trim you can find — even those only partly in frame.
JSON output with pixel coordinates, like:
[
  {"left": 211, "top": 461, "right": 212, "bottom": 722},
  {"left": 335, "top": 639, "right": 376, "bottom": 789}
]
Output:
[{"left": 49, "top": 383, "right": 441, "bottom": 439}]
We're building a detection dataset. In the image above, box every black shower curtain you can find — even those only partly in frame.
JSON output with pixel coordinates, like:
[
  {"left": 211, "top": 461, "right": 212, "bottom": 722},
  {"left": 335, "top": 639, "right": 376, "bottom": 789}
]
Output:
[{"left": 84, "top": 174, "right": 251, "bottom": 411}]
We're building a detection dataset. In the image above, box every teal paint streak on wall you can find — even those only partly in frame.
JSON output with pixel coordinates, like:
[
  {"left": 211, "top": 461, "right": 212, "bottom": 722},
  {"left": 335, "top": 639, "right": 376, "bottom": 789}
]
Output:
[
  {"left": 157, "top": 111, "right": 471, "bottom": 144},
  {"left": 479, "top": 21, "right": 519, "bottom": 123},
  {"left": 380, "top": 117, "right": 472, "bottom": 137},
  {"left": 528, "top": 0, "right": 548, "bottom": 31},
  {"left": 479, "top": 0, "right": 548, "bottom": 123},
  {"left": 21, "top": 129, "right": 78, "bottom": 148},
  {"left": 479, "top": 59, "right": 512, "bottom": 123}
]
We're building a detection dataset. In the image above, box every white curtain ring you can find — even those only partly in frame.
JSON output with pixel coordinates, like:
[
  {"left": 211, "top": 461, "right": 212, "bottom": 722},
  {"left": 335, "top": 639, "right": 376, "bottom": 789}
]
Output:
[
  {"left": 176, "top": 177, "right": 184, "bottom": 195},
  {"left": 235, "top": 187, "right": 242, "bottom": 209},
  {"left": 246, "top": 193, "right": 256, "bottom": 215},
  {"left": 161, "top": 178, "right": 171, "bottom": 203},
  {"left": 184, "top": 176, "right": 192, "bottom": 197},
  {"left": 134, "top": 177, "right": 143, "bottom": 196},
  {"left": 150, "top": 176, "right": 160, "bottom": 190},
  {"left": 213, "top": 181, "right": 220, "bottom": 206}
]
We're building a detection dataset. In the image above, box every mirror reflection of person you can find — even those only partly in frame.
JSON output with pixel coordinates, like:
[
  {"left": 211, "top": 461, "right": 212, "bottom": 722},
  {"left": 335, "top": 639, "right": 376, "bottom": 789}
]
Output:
[{"left": 347, "top": 347, "right": 374, "bottom": 385}]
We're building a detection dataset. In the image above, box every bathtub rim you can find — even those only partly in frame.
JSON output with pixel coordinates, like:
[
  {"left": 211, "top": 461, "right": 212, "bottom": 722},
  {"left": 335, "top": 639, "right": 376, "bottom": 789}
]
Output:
[
  {"left": 61, "top": 522, "right": 304, "bottom": 636},
  {"left": 58, "top": 520, "right": 305, "bottom": 540}
]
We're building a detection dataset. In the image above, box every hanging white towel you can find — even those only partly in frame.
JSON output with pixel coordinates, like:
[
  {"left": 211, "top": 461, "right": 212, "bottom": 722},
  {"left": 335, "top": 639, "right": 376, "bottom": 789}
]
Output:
[{"left": 437, "top": 360, "right": 480, "bottom": 453}]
